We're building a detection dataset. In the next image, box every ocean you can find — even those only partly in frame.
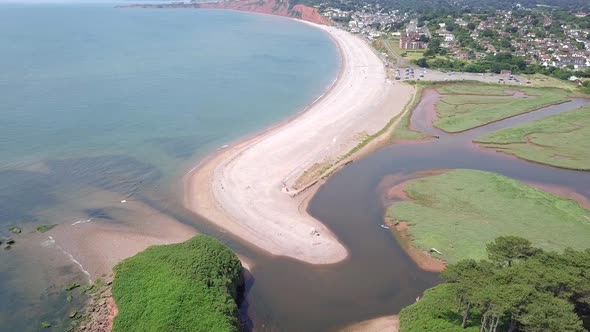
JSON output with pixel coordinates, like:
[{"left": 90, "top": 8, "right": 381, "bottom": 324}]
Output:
[{"left": 0, "top": 3, "right": 338, "bottom": 330}]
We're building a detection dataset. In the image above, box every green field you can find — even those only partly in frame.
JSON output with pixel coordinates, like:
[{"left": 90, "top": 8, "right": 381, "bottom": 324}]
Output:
[
  {"left": 524, "top": 73, "right": 583, "bottom": 91},
  {"left": 385, "top": 38, "right": 425, "bottom": 62},
  {"left": 475, "top": 106, "right": 590, "bottom": 170},
  {"left": 436, "top": 83, "right": 514, "bottom": 95},
  {"left": 112, "top": 235, "right": 243, "bottom": 332},
  {"left": 433, "top": 83, "right": 571, "bottom": 132},
  {"left": 386, "top": 169, "right": 590, "bottom": 264}
]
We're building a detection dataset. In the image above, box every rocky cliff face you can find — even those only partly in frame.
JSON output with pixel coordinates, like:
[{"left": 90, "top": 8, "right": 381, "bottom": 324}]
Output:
[
  {"left": 121, "top": 0, "right": 331, "bottom": 26},
  {"left": 200, "top": 0, "right": 330, "bottom": 25}
]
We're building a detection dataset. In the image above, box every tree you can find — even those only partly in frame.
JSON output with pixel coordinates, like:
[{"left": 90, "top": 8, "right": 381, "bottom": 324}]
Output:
[
  {"left": 442, "top": 260, "right": 495, "bottom": 328},
  {"left": 467, "top": 22, "right": 476, "bottom": 31},
  {"left": 423, "top": 49, "right": 435, "bottom": 57},
  {"left": 519, "top": 293, "right": 584, "bottom": 332},
  {"left": 481, "top": 29, "right": 497, "bottom": 38},
  {"left": 486, "top": 236, "right": 539, "bottom": 266},
  {"left": 428, "top": 38, "right": 442, "bottom": 54},
  {"left": 505, "top": 26, "right": 518, "bottom": 34},
  {"left": 415, "top": 57, "right": 429, "bottom": 68},
  {"left": 400, "top": 238, "right": 589, "bottom": 332}
]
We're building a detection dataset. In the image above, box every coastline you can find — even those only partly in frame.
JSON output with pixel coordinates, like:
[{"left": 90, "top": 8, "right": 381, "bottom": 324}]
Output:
[
  {"left": 184, "top": 22, "right": 414, "bottom": 264},
  {"left": 340, "top": 315, "right": 399, "bottom": 332}
]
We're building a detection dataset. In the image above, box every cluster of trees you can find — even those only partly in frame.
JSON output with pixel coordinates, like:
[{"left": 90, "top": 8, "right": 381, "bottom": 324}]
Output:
[
  {"left": 112, "top": 235, "right": 244, "bottom": 332},
  {"left": 292, "top": 0, "right": 459, "bottom": 13},
  {"left": 457, "top": 0, "right": 590, "bottom": 11},
  {"left": 400, "top": 236, "right": 590, "bottom": 332}
]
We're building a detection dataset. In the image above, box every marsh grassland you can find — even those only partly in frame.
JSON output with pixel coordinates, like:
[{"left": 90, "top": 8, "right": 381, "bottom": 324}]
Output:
[
  {"left": 475, "top": 105, "right": 590, "bottom": 170},
  {"left": 386, "top": 169, "right": 590, "bottom": 264},
  {"left": 433, "top": 83, "right": 571, "bottom": 132}
]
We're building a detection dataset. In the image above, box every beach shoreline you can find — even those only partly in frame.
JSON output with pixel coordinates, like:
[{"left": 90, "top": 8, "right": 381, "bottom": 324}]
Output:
[{"left": 184, "top": 21, "right": 414, "bottom": 264}]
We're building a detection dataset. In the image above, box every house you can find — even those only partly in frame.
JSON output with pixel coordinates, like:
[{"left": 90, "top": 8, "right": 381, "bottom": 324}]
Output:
[
  {"left": 444, "top": 33, "right": 455, "bottom": 42},
  {"left": 399, "top": 31, "right": 427, "bottom": 49}
]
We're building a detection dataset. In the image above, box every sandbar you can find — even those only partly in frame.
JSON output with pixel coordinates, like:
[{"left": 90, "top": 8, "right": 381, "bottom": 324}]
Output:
[{"left": 185, "top": 22, "right": 413, "bottom": 264}]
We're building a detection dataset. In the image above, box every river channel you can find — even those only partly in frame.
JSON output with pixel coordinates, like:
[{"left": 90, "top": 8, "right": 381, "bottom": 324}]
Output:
[{"left": 227, "top": 90, "right": 590, "bottom": 330}]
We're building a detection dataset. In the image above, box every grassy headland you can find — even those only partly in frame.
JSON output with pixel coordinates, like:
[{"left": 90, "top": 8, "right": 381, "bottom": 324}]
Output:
[
  {"left": 112, "top": 235, "right": 243, "bottom": 332},
  {"left": 475, "top": 106, "right": 590, "bottom": 170},
  {"left": 433, "top": 83, "right": 571, "bottom": 132},
  {"left": 386, "top": 169, "right": 590, "bottom": 264}
]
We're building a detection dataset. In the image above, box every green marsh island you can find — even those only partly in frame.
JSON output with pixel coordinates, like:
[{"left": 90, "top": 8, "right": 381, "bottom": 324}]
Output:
[
  {"left": 387, "top": 169, "right": 590, "bottom": 264},
  {"left": 433, "top": 83, "right": 572, "bottom": 132},
  {"left": 475, "top": 105, "right": 590, "bottom": 170}
]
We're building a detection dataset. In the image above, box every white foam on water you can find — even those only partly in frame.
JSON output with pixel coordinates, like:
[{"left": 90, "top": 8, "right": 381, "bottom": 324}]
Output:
[
  {"left": 72, "top": 218, "right": 91, "bottom": 226},
  {"left": 44, "top": 236, "right": 92, "bottom": 283},
  {"left": 41, "top": 237, "right": 55, "bottom": 247}
]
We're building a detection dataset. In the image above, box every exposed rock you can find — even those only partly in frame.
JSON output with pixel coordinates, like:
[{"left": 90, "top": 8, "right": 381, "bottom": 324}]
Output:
[
  {"left": 8, "top": 226, "right": 21, "bottom": 234},
  {"left": 78, "top": 275, "right": 117, "bottom": 332}
]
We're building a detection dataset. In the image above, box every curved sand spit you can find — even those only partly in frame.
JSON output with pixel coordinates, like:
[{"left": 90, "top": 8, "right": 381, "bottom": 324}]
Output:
[{"left": 185, "top": 22, "right": 413, "bottom": 264}]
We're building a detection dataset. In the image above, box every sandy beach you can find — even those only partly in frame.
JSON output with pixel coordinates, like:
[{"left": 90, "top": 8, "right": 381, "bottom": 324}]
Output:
[
  {"left": 48, "top": 190, "right": 197, "bottom": 279},
  {"left": 185, "top": 22, "right": 413, "bottom": 264},
  {"left": 340, "top": 315, "right": 399, "bottom": 332}
]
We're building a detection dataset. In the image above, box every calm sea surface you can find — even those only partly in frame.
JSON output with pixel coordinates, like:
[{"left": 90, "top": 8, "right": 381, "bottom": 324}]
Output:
[{"left": 0, "top": 4, "right": 338, "bottom": 330}]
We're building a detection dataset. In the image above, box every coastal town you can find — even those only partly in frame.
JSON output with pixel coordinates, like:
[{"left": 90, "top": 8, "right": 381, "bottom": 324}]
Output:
[{"left": 319, "top": 3, "right": 590, "bottom": 73}]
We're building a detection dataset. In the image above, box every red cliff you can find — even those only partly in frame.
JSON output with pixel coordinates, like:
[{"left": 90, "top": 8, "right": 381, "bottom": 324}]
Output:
[
  {"left": 121, "top": 0, "right": 330, "bottom": 26},
  {"left": 200, "top": 0, "right": 330, "bottom": 25}
]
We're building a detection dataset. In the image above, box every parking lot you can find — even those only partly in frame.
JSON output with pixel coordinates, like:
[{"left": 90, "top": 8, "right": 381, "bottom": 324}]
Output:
[{"left": 393, "top": 67, "right": 528, "bottom": 86}]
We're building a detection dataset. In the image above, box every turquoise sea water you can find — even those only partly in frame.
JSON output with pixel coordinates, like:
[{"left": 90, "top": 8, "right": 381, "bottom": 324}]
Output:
[{"left": 0, "top": 4, "right": 338, "bottom": 330}]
